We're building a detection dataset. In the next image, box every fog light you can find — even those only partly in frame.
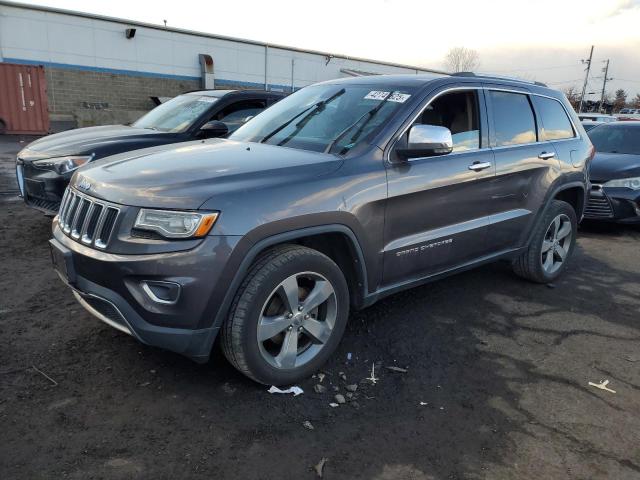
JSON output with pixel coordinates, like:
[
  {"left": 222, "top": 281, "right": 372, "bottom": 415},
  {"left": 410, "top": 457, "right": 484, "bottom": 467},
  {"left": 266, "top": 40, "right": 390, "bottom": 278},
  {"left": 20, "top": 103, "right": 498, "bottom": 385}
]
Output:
[{"left": 141, "top": 281, "right": 181, "bottom": 305}]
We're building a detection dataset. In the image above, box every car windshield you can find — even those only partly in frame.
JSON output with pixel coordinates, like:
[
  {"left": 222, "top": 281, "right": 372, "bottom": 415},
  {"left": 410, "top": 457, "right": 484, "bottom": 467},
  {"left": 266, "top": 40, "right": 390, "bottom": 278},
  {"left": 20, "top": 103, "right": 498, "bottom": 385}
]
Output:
[
  {"left": 589, "top": 124, "right": 640, "bottom": 155},
  {"left": 229, "top": 83, "right": 416, "bottom": 154},
  {"left": 133, "top": 94, "right": 217, "bottom": 133}
]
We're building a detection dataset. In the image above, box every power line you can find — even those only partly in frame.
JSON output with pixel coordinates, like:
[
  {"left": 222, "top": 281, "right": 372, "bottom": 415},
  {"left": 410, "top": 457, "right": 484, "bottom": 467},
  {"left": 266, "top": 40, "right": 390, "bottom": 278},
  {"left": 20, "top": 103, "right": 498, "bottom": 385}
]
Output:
[
  {"left": 489, "top": 64, "right": 582, "bottom": 73},
  {"left": 547, "top": 78, "right": 583, "bottom": 85}
]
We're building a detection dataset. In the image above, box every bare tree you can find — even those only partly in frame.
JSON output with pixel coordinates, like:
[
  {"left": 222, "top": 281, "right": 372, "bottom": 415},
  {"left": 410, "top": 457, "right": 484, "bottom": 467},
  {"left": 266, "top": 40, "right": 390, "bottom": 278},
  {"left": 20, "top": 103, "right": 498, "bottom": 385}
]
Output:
[
  {"left": 634, "top": 93, "right": 640, "bottom": 109},
  {"left": 563, "top": 86, "right": 580, "bottom": 110},
  {"left": 444, "top": 47, "right": 480, "bottom": 73}
]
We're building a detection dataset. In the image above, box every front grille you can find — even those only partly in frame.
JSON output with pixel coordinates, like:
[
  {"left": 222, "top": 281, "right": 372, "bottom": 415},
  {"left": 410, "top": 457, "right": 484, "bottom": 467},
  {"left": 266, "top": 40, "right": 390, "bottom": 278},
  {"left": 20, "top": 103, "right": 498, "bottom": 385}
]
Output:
[
  {"left": 24, "top": 195, "right": 61, "bottom": 213},
  {"left": 58, "top": 188, "right": 120, "bottom": 249},
  {"left": 584, "top": 186, "right": 614, "bottom": 218}
]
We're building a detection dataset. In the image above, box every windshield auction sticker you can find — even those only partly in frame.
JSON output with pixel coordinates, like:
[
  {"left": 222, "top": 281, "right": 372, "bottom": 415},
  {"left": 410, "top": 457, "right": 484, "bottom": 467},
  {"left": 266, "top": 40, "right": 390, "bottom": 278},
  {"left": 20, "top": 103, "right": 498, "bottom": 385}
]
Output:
[
  {"left": 364, "top": 91, "right": 390, "bottom": 101},
  {"left": 388, "top": 92, "right": 411, "bottom": 103}
]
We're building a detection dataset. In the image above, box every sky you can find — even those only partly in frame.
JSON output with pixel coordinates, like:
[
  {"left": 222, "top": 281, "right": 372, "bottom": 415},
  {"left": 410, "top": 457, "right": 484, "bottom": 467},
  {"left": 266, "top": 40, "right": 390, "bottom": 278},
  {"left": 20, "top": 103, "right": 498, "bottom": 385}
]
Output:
[{"left": 17, "top": 0, "right": 640, "bottom": 99}]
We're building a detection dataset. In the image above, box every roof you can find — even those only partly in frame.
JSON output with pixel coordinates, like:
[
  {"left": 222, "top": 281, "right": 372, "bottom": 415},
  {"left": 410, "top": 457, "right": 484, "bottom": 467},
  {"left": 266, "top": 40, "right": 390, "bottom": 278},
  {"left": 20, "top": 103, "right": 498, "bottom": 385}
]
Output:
[
  {"left": 313, "top": 73, "right": 564, "bottom": 96},
  {"left": 0, "top": 0, "right": 446, "bottom": 75},
  {"left": 185, "top": 89, "right": 286, "bottom": 97},
  {"left": 316, "top": 73, "right": 447, "bottom": 87}
]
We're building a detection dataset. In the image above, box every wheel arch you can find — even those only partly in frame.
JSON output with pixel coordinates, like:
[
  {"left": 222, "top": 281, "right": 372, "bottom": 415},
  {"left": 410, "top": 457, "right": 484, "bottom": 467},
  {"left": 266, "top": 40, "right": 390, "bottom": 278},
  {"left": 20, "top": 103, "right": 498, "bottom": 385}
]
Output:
[
  {"left": 210, "top": 224, "right": 369, "bottom": 334},
  {"left": 553, "top": 183, "right": 586, "bottom": 219}
]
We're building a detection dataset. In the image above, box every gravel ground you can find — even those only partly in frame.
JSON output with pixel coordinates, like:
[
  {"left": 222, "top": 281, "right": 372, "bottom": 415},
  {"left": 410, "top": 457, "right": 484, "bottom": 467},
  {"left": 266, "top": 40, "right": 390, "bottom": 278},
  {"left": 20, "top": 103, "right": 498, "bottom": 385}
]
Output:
[{"left": 1, "top": 135, "right": 639, "bottom": 479}]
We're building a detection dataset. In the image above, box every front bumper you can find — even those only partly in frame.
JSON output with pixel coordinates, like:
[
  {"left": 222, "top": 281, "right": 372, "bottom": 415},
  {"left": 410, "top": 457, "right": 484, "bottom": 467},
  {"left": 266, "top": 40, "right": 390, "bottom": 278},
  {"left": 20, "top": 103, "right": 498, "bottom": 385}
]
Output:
[
  {"left": 17, "top": 159, "right": 70, "bottom": 214},
  {"left": 51, "top": 222, "right": 242, "bottom": 362},
  {"left": 583, "top": 184, "right": 640, "bottom": 223}
]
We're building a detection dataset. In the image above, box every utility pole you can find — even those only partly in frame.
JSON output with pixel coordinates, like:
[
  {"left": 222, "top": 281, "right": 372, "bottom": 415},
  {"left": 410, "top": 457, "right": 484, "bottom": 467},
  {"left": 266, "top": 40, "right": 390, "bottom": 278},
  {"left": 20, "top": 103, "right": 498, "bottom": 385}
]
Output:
[
  {"left": 578, "top": 45, "right": 594, "bottom": 113},
  {"left": 599, "top": 59, "right": 612, "bottom": 113}
]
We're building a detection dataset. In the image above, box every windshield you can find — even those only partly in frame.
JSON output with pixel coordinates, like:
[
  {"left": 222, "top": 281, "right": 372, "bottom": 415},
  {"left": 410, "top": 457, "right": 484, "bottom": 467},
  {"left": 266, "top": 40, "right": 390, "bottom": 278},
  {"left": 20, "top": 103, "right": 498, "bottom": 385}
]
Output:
[
  {"left": 229, "top": 83, "right": 415, "bottom": 154},
  {"left": 133, "top": 94, "right": 217, "bottom": 133},
  {"left": 589, "top": 125, "right": 640, "bottom": 155}
]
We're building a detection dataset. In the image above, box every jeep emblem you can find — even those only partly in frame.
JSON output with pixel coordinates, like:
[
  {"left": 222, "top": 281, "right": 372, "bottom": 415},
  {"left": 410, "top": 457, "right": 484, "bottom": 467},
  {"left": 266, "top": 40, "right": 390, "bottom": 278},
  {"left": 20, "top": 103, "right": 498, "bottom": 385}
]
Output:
[{"left": 77, "top": 177, "right": 92, "bottom": 191}]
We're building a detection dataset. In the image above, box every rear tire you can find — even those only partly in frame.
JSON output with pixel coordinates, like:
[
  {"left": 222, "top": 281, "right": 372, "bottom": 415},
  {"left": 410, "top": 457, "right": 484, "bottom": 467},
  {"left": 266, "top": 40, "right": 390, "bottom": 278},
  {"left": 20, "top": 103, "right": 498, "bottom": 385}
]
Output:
[
  {"left": 221, "top": 244, "right": 349, "bottom": 385},
  {"left": 512, "top": 200, "right": 577, "bottom": 283}
]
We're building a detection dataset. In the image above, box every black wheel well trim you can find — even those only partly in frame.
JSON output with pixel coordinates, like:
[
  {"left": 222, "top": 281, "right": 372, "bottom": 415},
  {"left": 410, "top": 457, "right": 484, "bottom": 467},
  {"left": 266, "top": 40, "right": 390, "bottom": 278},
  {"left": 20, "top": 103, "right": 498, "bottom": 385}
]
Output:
[
  {"left": 206, "top": 224, "right": 368, "bottom": 350},
  {"left": 550, "top": 181, "right": 587, "bottom": 216},
  {"left": 524, "top": 180, "right": 586, "bottom": 248}
]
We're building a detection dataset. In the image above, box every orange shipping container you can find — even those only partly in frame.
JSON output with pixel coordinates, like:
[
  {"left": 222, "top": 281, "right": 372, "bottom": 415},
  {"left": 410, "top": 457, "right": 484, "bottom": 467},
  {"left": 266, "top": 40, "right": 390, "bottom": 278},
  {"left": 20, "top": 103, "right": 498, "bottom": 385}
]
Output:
[{"left": 0, "top": 63, "right": 49, "bottom": 135}]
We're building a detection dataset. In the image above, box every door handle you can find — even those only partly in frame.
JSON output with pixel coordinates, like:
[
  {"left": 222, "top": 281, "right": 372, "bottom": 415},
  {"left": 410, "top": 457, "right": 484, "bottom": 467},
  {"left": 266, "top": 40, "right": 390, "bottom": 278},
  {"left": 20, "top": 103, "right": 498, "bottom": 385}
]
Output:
[
  {"left": 468, "top": 161, "right": 492, "bottom": 171},
  {"left": 538, "top": 151, "right": 556, "bottom": 160}
]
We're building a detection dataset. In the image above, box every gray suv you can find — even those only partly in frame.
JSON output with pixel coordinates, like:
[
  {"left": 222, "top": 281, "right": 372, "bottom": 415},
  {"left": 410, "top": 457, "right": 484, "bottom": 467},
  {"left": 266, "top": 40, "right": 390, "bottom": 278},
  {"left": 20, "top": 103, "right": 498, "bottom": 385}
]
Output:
[{"left": 49, "top": 73, "right": 592, "bottom": 385}]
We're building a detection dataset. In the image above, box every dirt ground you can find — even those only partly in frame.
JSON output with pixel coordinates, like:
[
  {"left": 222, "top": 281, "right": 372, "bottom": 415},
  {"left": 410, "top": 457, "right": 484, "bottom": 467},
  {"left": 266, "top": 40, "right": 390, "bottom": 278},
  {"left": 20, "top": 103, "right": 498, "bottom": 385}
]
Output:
[{"left": 1, "top": 135, "right": 639, "bottom": 480}]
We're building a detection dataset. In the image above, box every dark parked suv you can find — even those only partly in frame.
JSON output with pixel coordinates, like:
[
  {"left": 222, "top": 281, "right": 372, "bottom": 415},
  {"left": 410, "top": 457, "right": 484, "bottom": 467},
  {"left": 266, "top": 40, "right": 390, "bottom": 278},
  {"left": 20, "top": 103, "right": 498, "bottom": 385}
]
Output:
[
  {"left": 49, "top": 73, "right": 592, "bottom": 385},
  {"left": 16, "top": 89, "right": 284, "bottom": 215}
]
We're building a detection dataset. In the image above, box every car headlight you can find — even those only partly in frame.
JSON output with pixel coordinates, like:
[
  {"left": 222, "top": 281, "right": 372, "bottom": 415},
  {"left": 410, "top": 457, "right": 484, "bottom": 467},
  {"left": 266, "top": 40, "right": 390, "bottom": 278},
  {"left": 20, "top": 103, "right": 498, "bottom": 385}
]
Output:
[
  {"left": 33, "top": 155, "right": 93, "bottom": 174},
  {"left": 604, "top": 177, "right": 640, "bottom": 190},
  {"left": 134, "top": 209, "right": 219, "bottom": 239}
]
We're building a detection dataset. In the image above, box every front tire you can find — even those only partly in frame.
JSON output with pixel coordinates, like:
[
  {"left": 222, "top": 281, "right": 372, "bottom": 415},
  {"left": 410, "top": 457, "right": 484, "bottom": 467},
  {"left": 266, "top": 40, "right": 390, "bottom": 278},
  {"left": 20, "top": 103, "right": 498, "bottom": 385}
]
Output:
[
  {"left": 221, "top": 245, "right": 349, "bottom": 385},
  {"left": 512, "top": 200, "right": 577, "bottom": 283}
]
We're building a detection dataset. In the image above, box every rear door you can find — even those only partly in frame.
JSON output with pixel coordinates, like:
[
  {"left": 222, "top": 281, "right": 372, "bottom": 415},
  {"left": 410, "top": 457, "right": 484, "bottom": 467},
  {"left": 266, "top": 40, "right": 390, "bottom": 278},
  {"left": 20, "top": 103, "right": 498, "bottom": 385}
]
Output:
[
  {"left": 484, "top": 88, "right": 561, "bottom": 252},
  {"left": 382, "top": 86, "right": 496, "bottom": 286}
]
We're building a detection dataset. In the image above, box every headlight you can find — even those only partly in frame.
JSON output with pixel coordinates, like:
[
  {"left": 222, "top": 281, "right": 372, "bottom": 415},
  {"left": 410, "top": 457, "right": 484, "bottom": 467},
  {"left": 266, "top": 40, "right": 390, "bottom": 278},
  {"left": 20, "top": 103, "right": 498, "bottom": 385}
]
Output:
[
  {"left": 604, "top": 177, "right": 640, "bottom": 190},
  {"left": 134, "top": 209, "right": 219, "bottom": 239},
  {"left": 33, "top": 155, "right": 93, "bottom": 174}
]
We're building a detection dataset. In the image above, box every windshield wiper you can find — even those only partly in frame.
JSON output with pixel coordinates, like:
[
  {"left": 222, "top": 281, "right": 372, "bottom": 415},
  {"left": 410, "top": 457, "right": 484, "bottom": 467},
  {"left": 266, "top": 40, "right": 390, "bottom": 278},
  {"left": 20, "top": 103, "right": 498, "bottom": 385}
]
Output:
[
  {"left": 324, "top": 93, "right": 393, "bottom": 154},
  {"left": 260, "top": 88, "right": 346, "bottom": 145}
]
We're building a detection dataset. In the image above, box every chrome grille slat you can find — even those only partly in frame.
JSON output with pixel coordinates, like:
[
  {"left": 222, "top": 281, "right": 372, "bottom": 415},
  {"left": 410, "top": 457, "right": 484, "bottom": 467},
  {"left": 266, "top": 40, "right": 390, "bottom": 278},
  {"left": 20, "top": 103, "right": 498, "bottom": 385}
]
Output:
[
  {"left": 92, "top": 206, "right": 110, "bottom": 248},
  {"left": 82, "top": 203, "right": 104, "bottom": 244},
  {"left": 59, "top": 191, "right": 71, "bottom": 227},
  {"left": 95, "top": 208, "right": 119, "bottom": 248},
  {"left": 76, "top": 201, "right": 94, "bottom": 240},
  {"left": 58, "top": 187, "right": 121, "bottom": 249},
  {"left": 71, "top": 198, "right": 91, "bottom": 239},
  {"left": 63, "top": 194, "right": 80, "bottom": 233},
  {"left": 69, "top": 198, "right": 85, "bottom": 237},
  {"left": 57, "top": 189, "right": 70, "bottom": 221}
]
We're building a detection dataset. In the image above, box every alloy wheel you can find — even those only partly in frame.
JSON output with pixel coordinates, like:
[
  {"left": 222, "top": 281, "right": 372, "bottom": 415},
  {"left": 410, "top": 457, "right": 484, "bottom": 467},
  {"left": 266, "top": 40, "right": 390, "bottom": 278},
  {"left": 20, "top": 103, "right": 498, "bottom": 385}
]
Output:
[
  {"left": 257, "top": 272, "right": 337, "bottom": 370},
  {"left": 541, "top": 213, "right": 572, "bottom": 275}
]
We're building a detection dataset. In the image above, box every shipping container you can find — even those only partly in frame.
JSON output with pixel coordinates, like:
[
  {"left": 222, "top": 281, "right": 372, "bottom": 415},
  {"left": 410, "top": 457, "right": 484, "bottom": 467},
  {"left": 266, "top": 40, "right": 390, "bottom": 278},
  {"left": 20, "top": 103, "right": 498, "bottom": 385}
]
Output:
[{"left": 0, "top": 63, "right": 49, "bottom": 134}]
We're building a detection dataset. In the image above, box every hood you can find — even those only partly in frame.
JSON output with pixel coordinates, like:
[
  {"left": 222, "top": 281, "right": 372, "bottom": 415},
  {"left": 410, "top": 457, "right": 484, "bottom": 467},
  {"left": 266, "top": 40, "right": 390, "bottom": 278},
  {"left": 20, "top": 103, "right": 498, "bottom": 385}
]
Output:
[
  {"left": 71, "top": 139, "right": 343, "bottom": 210},
  {"left": 589, "top": 152, "right": 640, "bottom": 183},
  {"left": 18, "top": 125, "right": 179, "bottom": 161}
]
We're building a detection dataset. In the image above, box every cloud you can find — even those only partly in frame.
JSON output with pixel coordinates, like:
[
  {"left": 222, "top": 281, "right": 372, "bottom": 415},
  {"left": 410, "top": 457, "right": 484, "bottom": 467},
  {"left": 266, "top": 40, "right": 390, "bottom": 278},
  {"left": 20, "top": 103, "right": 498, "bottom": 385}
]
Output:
[{"left": 603, "top": 0, "right": 640, "bottom": 18}]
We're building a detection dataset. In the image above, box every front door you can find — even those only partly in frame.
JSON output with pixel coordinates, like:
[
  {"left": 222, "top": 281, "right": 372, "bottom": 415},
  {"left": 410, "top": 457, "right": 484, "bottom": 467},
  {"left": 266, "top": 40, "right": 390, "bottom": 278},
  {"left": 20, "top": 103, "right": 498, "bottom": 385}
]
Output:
[{"left": 382, "top": 88, "right": 495, "bottom": 286}]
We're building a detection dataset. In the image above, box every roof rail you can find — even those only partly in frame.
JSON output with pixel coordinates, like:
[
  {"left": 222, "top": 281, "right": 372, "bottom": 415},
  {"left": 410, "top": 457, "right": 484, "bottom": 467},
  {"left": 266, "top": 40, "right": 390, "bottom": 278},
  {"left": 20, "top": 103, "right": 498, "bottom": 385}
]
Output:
[{"left": 450, "top": 72, "right": 548, "bottom": 88}]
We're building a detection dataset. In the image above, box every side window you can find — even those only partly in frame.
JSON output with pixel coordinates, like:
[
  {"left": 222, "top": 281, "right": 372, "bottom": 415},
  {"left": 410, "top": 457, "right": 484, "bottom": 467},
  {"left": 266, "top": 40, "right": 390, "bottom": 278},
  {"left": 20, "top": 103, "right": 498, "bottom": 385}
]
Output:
[
  {"left": 489, "top": 91, "right": 537, "bottom": 146},
  {"left": 415, "top": 90, "right": 480, "bottom": 152},
  {"left": 215, "top": 100, "right": 267, "bottom": 133},
  {"left": 532, "top": 96, "right": 575, "bottom": 140}
]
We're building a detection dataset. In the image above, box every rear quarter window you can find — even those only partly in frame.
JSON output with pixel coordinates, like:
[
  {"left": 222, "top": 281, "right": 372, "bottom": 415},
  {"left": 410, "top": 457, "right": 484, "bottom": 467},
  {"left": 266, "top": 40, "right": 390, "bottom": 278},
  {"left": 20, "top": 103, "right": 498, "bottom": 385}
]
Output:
[{"left": 533, "top": 96, "right": 576, "bottom": 141}]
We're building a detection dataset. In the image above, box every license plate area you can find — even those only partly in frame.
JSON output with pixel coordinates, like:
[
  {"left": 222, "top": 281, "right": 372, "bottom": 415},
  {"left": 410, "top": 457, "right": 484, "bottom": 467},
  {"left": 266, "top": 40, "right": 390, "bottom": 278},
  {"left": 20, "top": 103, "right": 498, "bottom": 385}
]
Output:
[{"left": 49, "top": 239, "right": 76, "bottom": 285}]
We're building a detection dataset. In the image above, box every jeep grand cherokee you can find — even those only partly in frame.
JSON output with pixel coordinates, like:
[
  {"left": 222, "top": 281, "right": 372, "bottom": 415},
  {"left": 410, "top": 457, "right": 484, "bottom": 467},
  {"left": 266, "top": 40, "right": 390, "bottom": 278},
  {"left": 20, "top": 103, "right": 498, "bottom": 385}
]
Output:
[{"left": 49, "top": 73, "right": 592, "bottom": 385}]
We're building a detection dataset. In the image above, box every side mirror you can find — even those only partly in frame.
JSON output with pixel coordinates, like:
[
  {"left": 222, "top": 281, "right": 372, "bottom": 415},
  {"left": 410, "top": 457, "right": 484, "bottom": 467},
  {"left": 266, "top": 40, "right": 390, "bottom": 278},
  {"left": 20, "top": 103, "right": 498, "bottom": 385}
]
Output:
[
  {"left": 396, "top": 124, "right": 453, "bottom": 159},
  {"left": 199, "top": 120, "right": 229, "bottom": 138}
]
